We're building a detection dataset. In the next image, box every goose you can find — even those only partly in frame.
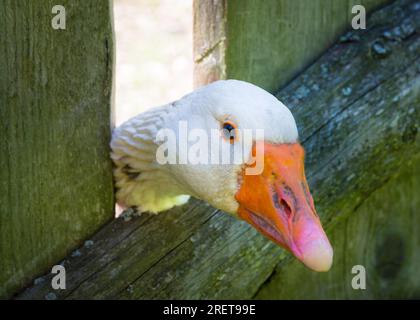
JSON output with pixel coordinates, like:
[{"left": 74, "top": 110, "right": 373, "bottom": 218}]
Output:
[{"left": 111, "top": 79, "right": 333, "bottom": 272}]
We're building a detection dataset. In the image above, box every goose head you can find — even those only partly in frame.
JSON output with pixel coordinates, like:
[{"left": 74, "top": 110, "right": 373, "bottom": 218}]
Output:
[{"left": 111, "top": 79, "right": 333, "bottom": 272}]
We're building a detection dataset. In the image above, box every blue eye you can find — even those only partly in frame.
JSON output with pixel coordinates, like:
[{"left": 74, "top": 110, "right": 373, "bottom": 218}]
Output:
[{"left": 222, "top": 121, "right": 237, "bottom": 143}]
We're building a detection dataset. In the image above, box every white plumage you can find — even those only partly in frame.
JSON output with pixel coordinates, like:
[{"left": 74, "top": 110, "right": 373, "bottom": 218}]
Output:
[{"left": 111, "top": 79, "right": 297, "bottom": 214}]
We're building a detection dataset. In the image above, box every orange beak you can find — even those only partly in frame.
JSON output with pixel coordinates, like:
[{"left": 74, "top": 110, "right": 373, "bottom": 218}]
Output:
[{"left": 236, "top": 143, "right": 333, "bottom": 272}]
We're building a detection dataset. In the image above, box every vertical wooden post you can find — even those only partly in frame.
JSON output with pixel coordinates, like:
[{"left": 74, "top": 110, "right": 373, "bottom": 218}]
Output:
[
  {"left": 0, "top": 0, "right": 114, "bottom": 298},
  {"left": 193, "top": 0, "right": 227, "bottom": 88},
  {"left": 194, "top": 0, "right": 391, "bottom": 91}
]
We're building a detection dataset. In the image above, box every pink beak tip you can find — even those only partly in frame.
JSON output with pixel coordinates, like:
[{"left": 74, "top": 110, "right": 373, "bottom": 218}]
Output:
[{"left": 298, "top": 238, "right": 333, "bottom": 272}]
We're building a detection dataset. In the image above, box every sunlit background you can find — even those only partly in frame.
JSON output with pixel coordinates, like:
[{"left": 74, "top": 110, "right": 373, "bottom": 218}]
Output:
[{"left": 114, "top": 0, "right": 193, "bottom": 126}]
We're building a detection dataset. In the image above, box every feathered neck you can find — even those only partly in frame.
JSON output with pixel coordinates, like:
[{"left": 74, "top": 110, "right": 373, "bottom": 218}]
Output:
[{"left": 111, "top": 103, "right": 190, "bottom": 213}]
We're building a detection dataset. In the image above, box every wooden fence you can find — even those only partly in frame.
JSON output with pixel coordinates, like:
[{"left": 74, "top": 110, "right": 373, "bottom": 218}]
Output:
[
  {"left": 1, "top": 0, "right": 419, "bottom": 299},
  {"left": 0, "top": 0, "right": 115, "bottom": 298}
]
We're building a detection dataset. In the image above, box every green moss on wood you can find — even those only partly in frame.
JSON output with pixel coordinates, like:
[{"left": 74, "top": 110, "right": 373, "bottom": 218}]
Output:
[
  {"left": 226, "top": 0, "right": 391, "bottom": 92},
  {"left": 0, "top": 0, "right": 115, "bottom": 298}
]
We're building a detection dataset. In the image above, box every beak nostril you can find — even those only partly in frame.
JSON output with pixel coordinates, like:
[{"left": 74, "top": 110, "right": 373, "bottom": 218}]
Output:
[
  {"left": 271, "top": 188, "right": 293, "bottom": 219},
  {"left": 280, "top": 199, "right": 292, "bottom": 218}
]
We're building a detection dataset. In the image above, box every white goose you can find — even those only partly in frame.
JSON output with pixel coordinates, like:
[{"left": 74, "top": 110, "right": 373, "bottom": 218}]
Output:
[{"left": 111, "top": 80, "right": 333, "bottom": 272}]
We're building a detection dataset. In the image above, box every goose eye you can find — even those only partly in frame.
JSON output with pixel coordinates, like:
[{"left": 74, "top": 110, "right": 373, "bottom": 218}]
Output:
[{"left": 221, "top": 121, "right": 237, "bottom": 144}]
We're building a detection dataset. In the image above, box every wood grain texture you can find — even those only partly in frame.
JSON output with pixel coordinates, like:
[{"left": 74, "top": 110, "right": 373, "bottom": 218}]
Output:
[
  {"left": 0, "top": 0, "right": 115, "bottom": 298},
  {"left": 227, "top": 0, "right": 395, "bottom": 92},
  {"left": 193, "top": 0, "right": 227, "bottom": 88},
  {"left": 194, "top": 0, "right": 391, "bottom": 91},
  {"left": 17, "top": 0, "right": 420, "bottom": 299}
]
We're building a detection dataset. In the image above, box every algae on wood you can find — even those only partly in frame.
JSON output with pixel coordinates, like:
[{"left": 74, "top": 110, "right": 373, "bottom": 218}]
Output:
[{"left": 0, "top": 0, "right": 115, "bottom": 298}]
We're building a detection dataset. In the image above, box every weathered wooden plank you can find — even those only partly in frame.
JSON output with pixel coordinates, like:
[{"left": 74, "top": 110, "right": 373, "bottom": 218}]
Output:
[
  {"left": 16, "top": 0, "right": 420, "bottom": 299},
  {"left": 16, "top": 199, "right": 219, "bottom": 299},
  {"left": 0, "top": 0, "right": 115, "bottom": 298},
  {"left": 194, "top": 0, "right": 391, "bottom": 90}
]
